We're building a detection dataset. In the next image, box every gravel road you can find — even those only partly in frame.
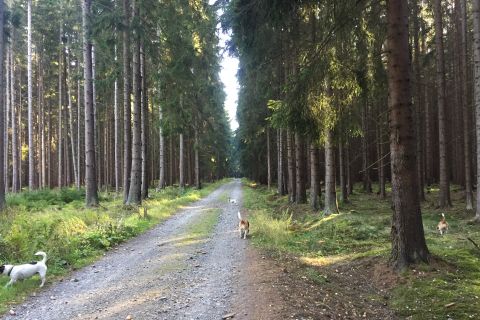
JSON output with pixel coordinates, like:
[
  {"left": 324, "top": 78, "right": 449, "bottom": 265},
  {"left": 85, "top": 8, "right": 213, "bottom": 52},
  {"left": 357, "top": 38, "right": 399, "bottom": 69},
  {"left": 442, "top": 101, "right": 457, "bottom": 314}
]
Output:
[{"left": 3, "top": 180, "right": 253, "bottom": 320}]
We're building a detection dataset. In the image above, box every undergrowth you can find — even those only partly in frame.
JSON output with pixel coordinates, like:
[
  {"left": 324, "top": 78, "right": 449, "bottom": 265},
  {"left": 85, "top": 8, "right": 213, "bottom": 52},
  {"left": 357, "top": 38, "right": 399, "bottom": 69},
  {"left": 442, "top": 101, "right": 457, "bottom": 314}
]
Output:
[
  {"left": 0, "top": 180, "right": 228, "bottom": 312},
  {"left": 242, "top": 179, "right": 480, "bottom": 319}
]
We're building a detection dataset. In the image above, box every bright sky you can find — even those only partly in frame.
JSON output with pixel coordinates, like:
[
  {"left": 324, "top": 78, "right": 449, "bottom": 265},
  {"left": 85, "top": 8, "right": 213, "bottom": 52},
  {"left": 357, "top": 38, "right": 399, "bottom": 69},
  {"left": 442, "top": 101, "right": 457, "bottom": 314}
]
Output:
[
  {"left": 219, "top": 32, "right": 239, "bottom": 131},
  {"left": 211, "top": 2, "right": 239, "bottom": 131}
]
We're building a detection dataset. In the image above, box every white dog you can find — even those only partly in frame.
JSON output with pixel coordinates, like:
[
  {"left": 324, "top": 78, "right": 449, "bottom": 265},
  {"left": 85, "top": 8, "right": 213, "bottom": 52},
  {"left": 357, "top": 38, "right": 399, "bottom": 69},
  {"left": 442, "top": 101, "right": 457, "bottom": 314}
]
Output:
[
  {"left": 1, "top": 251, "right": 48, "bottom": 287},
  {"left": 228, "top": 197, "right": 237, "bottom": 205}
]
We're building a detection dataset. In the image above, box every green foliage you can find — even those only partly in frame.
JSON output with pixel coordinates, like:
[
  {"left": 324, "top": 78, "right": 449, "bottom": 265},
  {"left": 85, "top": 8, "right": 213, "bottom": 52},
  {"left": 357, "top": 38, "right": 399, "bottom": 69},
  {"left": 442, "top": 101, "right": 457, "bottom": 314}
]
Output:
[
  {"left": 242, "top": 180, "right": 480, "bottom": 319},
  {"left": 6, "top": 188, "right": 85, "bottom": 211}
]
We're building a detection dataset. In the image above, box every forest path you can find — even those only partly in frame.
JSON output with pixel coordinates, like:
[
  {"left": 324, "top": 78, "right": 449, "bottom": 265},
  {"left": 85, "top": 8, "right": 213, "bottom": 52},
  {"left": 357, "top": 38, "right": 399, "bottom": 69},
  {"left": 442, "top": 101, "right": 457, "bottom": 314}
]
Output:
[{"left": 2, "top": 179, "right": 283, "bottom": 320}]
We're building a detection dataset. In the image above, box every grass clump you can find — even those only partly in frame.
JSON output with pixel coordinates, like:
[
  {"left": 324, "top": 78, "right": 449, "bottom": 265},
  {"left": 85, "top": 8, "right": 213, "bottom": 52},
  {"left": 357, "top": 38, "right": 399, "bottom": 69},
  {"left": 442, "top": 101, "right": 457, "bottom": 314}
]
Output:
[
  {"left": 242, "top": 179, "right": 480, "bottom": 319},
  {"left": 0, "top": 179, "right": 229, "bottom": 312}
]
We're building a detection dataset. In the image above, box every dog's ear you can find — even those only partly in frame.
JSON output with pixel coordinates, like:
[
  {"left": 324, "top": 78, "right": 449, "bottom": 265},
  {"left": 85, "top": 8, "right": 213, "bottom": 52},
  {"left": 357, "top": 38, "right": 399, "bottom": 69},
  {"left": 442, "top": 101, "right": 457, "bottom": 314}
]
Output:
[{"left": 0, "top": 265, "right": 4, "bottom": 273}]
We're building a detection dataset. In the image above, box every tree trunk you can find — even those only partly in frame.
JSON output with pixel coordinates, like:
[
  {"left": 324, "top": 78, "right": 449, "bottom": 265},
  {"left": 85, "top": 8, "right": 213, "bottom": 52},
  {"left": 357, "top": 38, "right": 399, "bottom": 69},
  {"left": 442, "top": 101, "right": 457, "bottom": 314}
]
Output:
[
  {"left": 27, "top": 0, "right": 34, "bottom": 190},
  {"left": 376, "top": 118, "right": 386, "bottom": 199},
  {"left": 140, "top": 42, "right": 148, "bottom": 199},
  {"left": 459, "top": 0, "right": 473, "bottom": 210},
  {"left": 114, "top": 44, "right": 121, "bottom": 193},
  {"left": 58, "top": 26, "right": 63, "bottom": 188},
  {"left": 77, "top": 74, "right": 82, "bottom": 188},
  {"left": 11, "top": 32, "right": 18, "bottom": 193},
  {"left": 277, "top": 129, "right": 284, "bottom": 195},
  {"left": 346, "top": 143, "right": 353, "bottom": 195},
  {"left": 5, "top": 48, "right": 9, "bottom": 192},
  {"left": 339, "top": 139, "right": 348, "bottom": 203},
  {"left": 169, "top": 135, "right": 173, "bottom": 185},
  {"left": 0, "top": 0, "right": 5, "bottom": 209},
  {"left": 194, "top": 119, "right": 201, "bottom": 189},
  {"left": 387, "top": 0, "right": 429, "bottom": 269},
  {"left": 295, "top": 132, "right": 306, "bottom": 203},
  {"left": 158, "top": 106, "right": 165, "bottom": 189},
  {"left": 473, "top": 0, "right": 480, "bottom": 222},
  {"left": 425, "top": 76, "right": 433, "bottom": 186},
  {"left": 324, "top": 130, "right": 338, "bottom": 215},
  {"left": 267, "top": 127, "right": 271, "bottom": 190},
  {"left": 179, "top": 133, "right": 185, "bottom": 188},
  {"left": 66, "top": 43, "right": 79, "bottom": 189},
  {"left": 92, "top": 46, "right": 101, "bottom": 187},
  {"left": 310, "top": 142, "right": 319, "bottom": 209},
  {"left": 361, "top": 100, "right": 371, "bottom": 193},
  {"left": 83, "top": 0, "right": 98, "bottom": 207},
  {"left": 287, "top": 130, "right": 296, "bottom": 202},
  {"left": 123, "top": 0, "right": 132, "bottom": 202},
  {"left": 433, "top": 0, "right": 451, "bottom": 208},
  {"left": 413, "top": 0, "right": 425, "bottom": 201},
  {"left": 127, "top": 1, "right": 142, "bottom": 205},
  {"left": 39, "top": 53, "right": 46, "bottom": 189}
]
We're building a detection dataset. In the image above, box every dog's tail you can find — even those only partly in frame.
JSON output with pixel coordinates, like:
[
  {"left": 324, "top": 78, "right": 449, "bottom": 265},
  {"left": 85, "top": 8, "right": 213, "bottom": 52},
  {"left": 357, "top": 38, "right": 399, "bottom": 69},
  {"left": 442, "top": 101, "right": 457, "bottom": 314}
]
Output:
[
  {"left": 441, "top": 213, "right": 446, "bottom": 221},
  {"left": 237, "top": 211, "right": 242, "bottom": 220},
  {"left": 34, "top": 251, "right": 47, "bottom": 264}
]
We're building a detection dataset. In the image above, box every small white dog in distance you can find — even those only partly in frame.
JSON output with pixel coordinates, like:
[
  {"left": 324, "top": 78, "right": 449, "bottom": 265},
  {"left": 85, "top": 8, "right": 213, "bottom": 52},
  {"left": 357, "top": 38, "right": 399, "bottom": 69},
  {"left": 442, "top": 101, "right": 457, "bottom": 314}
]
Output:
[
  {"left": 0, "top": 251, "right": 48, "bottom": 287},
  {"left": 228, "top": 197, "right": 237, "bottom": 205}
]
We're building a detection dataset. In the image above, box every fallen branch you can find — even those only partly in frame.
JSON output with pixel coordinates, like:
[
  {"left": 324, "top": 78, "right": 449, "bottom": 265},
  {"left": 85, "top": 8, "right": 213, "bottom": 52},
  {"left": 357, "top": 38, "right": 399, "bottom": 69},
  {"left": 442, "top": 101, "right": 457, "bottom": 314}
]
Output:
[{"left": 467, "top": 237, "right": 480, "bottom": 252}]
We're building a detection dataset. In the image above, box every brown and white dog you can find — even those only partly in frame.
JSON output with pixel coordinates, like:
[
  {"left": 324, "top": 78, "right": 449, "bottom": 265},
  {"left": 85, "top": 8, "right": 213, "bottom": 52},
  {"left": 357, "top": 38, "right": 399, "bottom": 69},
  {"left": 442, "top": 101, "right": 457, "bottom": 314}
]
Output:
[
  {"left": 437, "top": 213, "right": 449, "bottom": 235},
  {"left": 238, "top": 211, "right": 249, "bottom": 239}
]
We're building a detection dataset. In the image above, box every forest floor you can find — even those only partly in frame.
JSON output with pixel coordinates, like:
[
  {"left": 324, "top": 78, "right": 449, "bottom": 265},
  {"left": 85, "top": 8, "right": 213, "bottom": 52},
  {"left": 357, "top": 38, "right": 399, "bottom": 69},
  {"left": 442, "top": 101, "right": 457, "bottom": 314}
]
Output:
[
  {"left": 0, "top": 179, "right": 286, "bottom": 320},
  {"left": 242, "top": 180, "right": 480, "bottom": 320},
  {"left": 2, "top": 180, "right": 479, "bottom": 319}
]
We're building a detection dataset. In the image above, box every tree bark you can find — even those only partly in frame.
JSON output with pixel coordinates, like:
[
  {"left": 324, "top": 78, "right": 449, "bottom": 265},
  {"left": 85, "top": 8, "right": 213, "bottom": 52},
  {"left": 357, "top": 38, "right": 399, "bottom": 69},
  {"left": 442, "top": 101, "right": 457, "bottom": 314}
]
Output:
[
  {"left": 5, "top": 47, "right": 9, "bottom": 192},
  {"left": 413, "top": 0, "right": 425, "bottom": 201},
  {"left": 339, "top": 139, "right": 348, "bottom": 203},
  {"left": 459, "top": 0, "right": 473, "bottom": 210},
  {"left": 346, "top": 143, "right": 353, "bottom": 195},
  {"left": 123, "top": 0, "right": 132, "bottom": 202},
  {"left": 473, "top": 0, "right": 480, "bottom": 222},
  {"left": 0, "top": 0, "right": 5, "bottom": 209},
  {"left": 433, "top": 0, "right": 451, "bottom": 207},
  {"left": 77, "top": 73, "right": 82, "bottom": 188},
  {"left": 28, "top": 0, "right": 34, "bottom": 190},
  {"left": 82, "top": 0, "right": 98, "bottom": 206},
  {"left": 267, "top": 127, "right": 271, "bottom": 190},
  {"left": 169, "top": 135, "right": 173, "bottom": 186},
  {"left": 295, "top": 132, "right": 306, "bottom": 203},
  {"left": 287, "top": 130, "right": 296, "bottom": 202},
  {"left": 324, "top": 130, "right": 338, "bottom": 215},
  {"left": 66, "top": 43, "right": 79, "bottom": 188},
  {"left": 127, "top": 0, "right": 142, "bottom": 205},
  {"left": 361, "top": 99, "right": 371, "bottom": 193},
  {"left": 425, "top": 76, "right": 433, "bottom": 186},
  {"left": 11, "top": 31, "right": 18, "bottom": 193},
  {"left": 140, "top": 42, "right": 148, "bottom": 199},
  {"left": 58, "top": 26, "right": 63, "bottom": 188},
  {"left": 194, "top": 119, "right": 201, "bottom": 189},
  {"left": 158, "top": 106, "right": 165, "bottom": 189},
  {"left": 39, "top": 52, "right": 46, "bottom": 189},
  {"left": 179, "top": 133, "right": 185, "bottom": 188},
  {"left": 376, "top": 117, "right": 386, "bottom": 199},
  {"left": 277, "top": 129, "right": 284, "bottom": 195},
  {"left": 310, "top": 142, "right": 319, "bottom": 209},
  {"left": 387, "top": 0, "right": 429, "bottom": 269},
  {"left": 114, "top": 44, "right": 121, "bottom": 193},
  {"left": 92, "top": 46, "right": 100, "bottom": 187}
]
